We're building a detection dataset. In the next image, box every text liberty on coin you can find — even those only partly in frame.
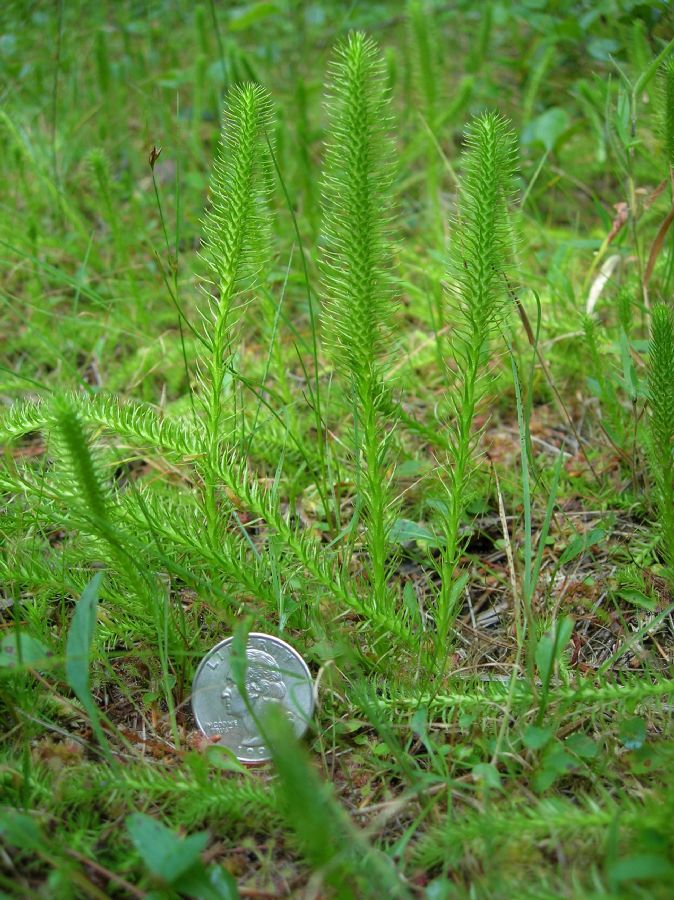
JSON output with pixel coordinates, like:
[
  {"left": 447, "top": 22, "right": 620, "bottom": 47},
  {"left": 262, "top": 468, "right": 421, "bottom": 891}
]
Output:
[{"left": 191, "top": 632, "right": 314, "bottom": 763}]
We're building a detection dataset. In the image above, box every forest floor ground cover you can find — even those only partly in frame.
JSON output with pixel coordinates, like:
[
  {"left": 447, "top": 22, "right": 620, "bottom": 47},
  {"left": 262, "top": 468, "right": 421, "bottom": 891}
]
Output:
[{"left": 2, "top": 2, "right": 674, "bottom": 898}]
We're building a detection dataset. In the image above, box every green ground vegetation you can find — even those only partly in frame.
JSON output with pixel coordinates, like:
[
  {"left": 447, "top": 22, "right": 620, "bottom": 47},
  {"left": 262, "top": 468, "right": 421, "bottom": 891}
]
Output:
[{"left": 2, "top": 1, "right": 674, "bottom": 897}]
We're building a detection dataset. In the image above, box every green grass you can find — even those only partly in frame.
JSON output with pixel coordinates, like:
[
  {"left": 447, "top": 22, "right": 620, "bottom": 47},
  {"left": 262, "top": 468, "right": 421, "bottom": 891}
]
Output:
[{"left": 2, "top": 1, "right": 674, "bottom": 897}]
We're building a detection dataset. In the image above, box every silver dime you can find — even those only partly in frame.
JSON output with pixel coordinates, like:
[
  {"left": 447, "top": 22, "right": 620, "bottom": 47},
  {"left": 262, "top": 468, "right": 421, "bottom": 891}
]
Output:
[{"left": 191, "top": 632, "right": 314, "bottom": 764}]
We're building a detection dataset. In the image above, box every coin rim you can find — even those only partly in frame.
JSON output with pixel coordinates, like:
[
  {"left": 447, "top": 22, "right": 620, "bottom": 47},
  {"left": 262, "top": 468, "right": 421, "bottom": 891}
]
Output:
[{"left": 191, "top": 631, "right": 315, "bottom": 763}]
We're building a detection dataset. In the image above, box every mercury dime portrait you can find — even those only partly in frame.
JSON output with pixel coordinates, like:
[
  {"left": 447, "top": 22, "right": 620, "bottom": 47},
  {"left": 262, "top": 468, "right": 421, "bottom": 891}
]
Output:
[{"left": 191, "top": 632, "right": 314, "bottom": 763}]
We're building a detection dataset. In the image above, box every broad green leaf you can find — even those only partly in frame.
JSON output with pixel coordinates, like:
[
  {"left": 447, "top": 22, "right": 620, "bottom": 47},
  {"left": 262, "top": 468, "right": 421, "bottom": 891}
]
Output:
[
  {"left": 396, "top": 459, "right": 430, "bottom": 477},
  {"left": 410, "top": 706, "right": 428, "bottom": 739},
  {"left": 587, "top": 37, "right": 620, "bottom": 62},
  {"left": 65, "top": 572, "right": 110, "bottom": 759},
  {"left": 174, "top": 863, "right": 240, "bottom": 899},
  {"left": 609, "top": 854, "right": 674, "bottom": 883},
  {"left": 228, "top": 2, "right": 278, "bottom": 31},
  {"left": 543, "top": 743, "right": 576, "bottom": 773},
  {"left": 0, "top": 632, "right": 52, "bottom": 670},
  {"left": 447, "top": 573, "right": 470, "bottom": 615},
  {"left": 617, "top": 588, "right": 656, "bottom": 611},
  {"left": 523, "top": 107, "right": 570, "bottom": 152},
  {"left": 0, "top": 811, "right": 46, "bottom": 852},
  {"left": 472, "top": 763, "right": 502, "bottom": 790},
  {"left": 205, "top": 745, "right": 247, "bottom": 774},
  {"left": 534, "top": 742, "right": 576, "bottom": 791},
  {"left": 65, "top": 572, "right": 103, "bottom": 701},
  {"left": 458, "top": 711, "right": 476, "bottom": 730},
  {"left": 535, "top": 634, "right": 555, "bottom": 680},
  {"left": 533, "top": 766, "right": 558, "bottom": 792},
  {"left": 559, "top": 527, "right": 605, "bottom": 566},
  {"left": 425, "top": 879, "right": 453, "bottom": 900},
  {"left": 564, "top": 733, "right": 598, "bottom": 759},
  {"left": 402, "top": 581, "right": 421, "bottom": 625},
  {"left": 628, "top": 743, "right": 673, "bottom": 776},
  {"left": 390, "top": 518, "right": 440, "bottom": 546},
  {"left": 535, "top": 616, "right": 574, "bottom": 681},
  {"left": 207, "top": 867, "right": 241, "bottom": 899},
  {"left": 620, "top": 716, "right": 646, "bottom": 750},
  {"left": 523, "top": 724, "right": 554, "bottom": 750},
  {"left": 126, "top": 813, "right": 209, "bottom": 884}
]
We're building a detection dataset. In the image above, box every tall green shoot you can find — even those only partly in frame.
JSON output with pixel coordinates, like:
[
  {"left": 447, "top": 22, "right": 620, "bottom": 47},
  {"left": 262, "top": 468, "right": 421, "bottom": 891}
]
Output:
[
  {"left": 51, "top": 397, "right": 181, "bottom": 745},
  {"left": 199, "top": 84, "right": 274, "bottom": 547},
  {"left": 320, "top": 33, "right": 399, "bottom": 620},
  {"left": 438, "top": 112, "right": 517, "bottom": 649}
]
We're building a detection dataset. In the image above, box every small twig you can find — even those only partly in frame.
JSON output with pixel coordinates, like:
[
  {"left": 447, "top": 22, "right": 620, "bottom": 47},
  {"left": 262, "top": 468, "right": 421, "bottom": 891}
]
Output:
[
  {"left": 642, "top": 168, "right": 674, "bottom": 304},
  {"left": 64, "top": 848, "right": 146, "bottom": 899}
]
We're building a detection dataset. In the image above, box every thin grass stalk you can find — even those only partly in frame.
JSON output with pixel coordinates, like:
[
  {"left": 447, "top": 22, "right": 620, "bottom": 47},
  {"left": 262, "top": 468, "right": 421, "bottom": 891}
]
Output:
[{"left": 647, "top": 303, "right": 674, "bottom": 583}]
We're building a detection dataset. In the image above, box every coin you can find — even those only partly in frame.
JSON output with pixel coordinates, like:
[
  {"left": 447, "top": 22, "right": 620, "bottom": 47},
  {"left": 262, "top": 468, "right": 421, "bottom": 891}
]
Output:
[{"left": 191, "top": 632, "right": 314, "bottom": 764}]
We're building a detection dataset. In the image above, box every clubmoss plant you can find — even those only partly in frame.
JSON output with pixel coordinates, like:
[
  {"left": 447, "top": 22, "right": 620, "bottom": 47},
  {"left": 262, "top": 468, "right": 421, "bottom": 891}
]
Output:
[
  {"left": 320, "top": 32, "right": 399, "bottom": 618},
  {"left": 3, "top": 8, "right": 674, "bottom": 896},
  {"left": 438, "top": 112, "right": 517, "bottom": 647},
  {"left": 50, "top": 395, "right": 111, "bottom": 529},
  {"left": 50, "top": 396, "right": 182, "bottom": 744},
  {"left": 199, "top": 82, "right": 274, "bottom": 548}
]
